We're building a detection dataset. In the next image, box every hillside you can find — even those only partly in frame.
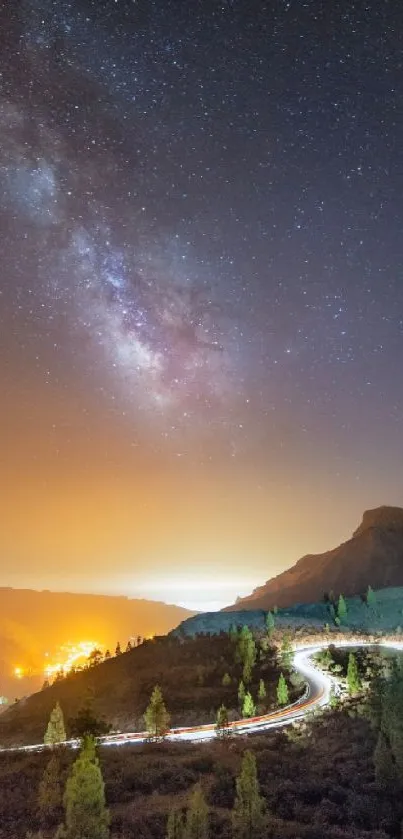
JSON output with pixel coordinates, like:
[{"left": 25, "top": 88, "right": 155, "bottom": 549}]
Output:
[
  {"left": 0, "top": 708, "right": 398, "bottom": 839},
  {"left": 225, "top": 506, "right": 403, "bottom": 611},
  {"left": 0, "top": 633, "right": 291, "bottom": 748},
  {"left": 174, "top": 585, "right": 403, "bottom": 637},
  {"left": 0, "top": 588, "right": 193, "bottom": 699}
]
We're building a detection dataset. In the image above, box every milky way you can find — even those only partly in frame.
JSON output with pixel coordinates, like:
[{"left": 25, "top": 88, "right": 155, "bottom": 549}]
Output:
[{"left": 1, "top": 0, "right": 403, "bottom": 467}]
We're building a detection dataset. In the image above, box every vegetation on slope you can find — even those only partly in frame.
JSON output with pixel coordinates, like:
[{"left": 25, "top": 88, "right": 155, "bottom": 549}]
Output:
[
  {"left": 175, "top": 585, "right": 403, "bottom": 637},
  {"left": 0, "top": 632, "right": 299, "bottom": 748}
]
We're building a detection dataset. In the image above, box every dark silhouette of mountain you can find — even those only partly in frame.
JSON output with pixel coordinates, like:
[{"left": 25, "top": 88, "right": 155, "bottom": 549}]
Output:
[{"left": 225, "top": 506, "right": 403, "bottom": 611}]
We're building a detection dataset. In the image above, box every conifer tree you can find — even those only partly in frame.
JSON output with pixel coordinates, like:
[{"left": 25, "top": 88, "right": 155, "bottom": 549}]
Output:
[
  {"left": 347, "top": 652, "right": 361, "bottom": 695},
  {"left": 367, "top": 585, "right": 377, "bottom": 608},
  {"left": 216, "top": 704, "right": 230, "bottom": 737},
  {"left": 277, "top": 673, "right": 289, "bottom": 706},
  {"left": 242, "top": 692, "right": 256, "bottom": 718},
  {"left": 265, "top": 611, "right": 275, "bottom": 635},
  {"left": 125, "top": 640, "right": 132, "bottom": 652},
  {"left": 62, "top": 735, "right": 110, "bottom": 839},
  {"left": 242, "top": 659, "right": 252, "bottom": 685},
  {"left": 104, "top": 650, "right": 111, "bottom": 660},
  {"left": 337, "top": 594, "right": 347, "bottom": 620},
  {"left": 232, "top": 750, "right": 265, "bottom": 839},
  {"left": 238, "top": 680, "right": 246, "bottom": 708},
  {"left": 229, "top": 624, "right": 238, "bottom": 643},
  {"left": 222, "top": 672, "right": 231, "bottom": 686},
  {"left": 115, "top": 642, "right": 121, "bottom": 656},
  {"left": 184, "top": 784, "right": 208, "bottom": 839},
  {"left": 38, "top": 753, "right": 63, "bottom": 826},
  {"left": 258, "top": 679, "right": 266, "bottom": 703},
  {"left": 280, "top": 635, "right": 293, "bottom": 669},
  {"left": 44, "top": 702, "right": 66, "bottom": 746},
  {"left": 166, "top": 808, "right": 185, "bottom": 839},
  {"left": 144, "top": 685, "right": 170, "bottom": 739}
]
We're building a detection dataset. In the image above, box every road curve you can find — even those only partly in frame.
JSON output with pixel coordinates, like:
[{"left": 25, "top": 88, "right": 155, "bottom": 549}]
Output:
[{"left": 4, "top": 639, "right": 403, "bottom": 752}]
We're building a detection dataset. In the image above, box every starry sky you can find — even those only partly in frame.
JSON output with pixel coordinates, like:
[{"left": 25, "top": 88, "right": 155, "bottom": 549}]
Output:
[{"left": 1, "top": 0, "right": 403, "bottom": 611}]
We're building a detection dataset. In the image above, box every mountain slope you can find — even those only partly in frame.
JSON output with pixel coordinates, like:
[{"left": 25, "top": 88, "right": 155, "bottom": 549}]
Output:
[
  {"left": 0, "top": 588, "right": 193, "bottom": 698},
  {"left": 225, "top": 506, "right": 403, "bottom": 611}
]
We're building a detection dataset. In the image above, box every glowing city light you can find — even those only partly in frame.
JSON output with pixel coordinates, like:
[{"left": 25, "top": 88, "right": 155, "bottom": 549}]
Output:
[{"left": 44, "top": 641, "right": 101, "bottom": 680}]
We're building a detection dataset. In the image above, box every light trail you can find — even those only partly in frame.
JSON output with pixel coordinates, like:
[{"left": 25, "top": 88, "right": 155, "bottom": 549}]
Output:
[{"left": 3, "top": 638, "right": 403, "bottom": 753}]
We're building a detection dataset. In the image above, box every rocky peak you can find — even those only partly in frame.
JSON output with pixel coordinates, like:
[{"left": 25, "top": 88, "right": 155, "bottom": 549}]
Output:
[{"left": 353, "top": 506, "right": 403, "bottom": 538}]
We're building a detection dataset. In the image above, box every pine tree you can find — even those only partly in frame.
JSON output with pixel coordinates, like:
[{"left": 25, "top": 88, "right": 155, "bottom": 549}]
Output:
[
  {"left": 62, "top": 735, "right": 110, "bottom": 839},
  {"left": 38, "top": 753, "right": 63, "bottom": 826},
  {"left": 277, "top": 673, "right": 289, "bottom": 706},
  {"left": 222, "top": 672, "right": 231, "bottom": 686},
  {"left": 347, "top": 652, "right": 361, "bottom": 695},
  {"left": 229, "top": 624, "right": 238, "bottom": 643},
  {"left": 144, "top": 685, "right": 170, "bottom": 739},
  {"left": 242, "top": 660, "right": 252, "bottom": 685},
  {"left": 374, "top": 729, "right": 397, "bottom": 786},
  {"left": 242, "top": 692, "right": 256, "bottom": 718},
  {"left": 125, "top": 641, "right": 132, "bottom": 652},
  {"left": 184, "top": 784, "right": 208, "bottom": 839},
  {"left": 216, "top": 705, "right": 230, "bottom": 737},
  {"left": 280, "top": 635, "right": 293, "bottom": 669},
  {"left": 265, "top": 611, "right": 275, "bottom": 635},
  {"left": 104, "top": 650, "right": 111, "bottom": 660},
  {"left": 44, "top": 702, "right": 66, "bottom": 746},
  {"left": 238, "top": 680, "right": 246, "bottom": 708},
  {"left": 337, "top": 594, "right": 347, "bottom": 620},
  {"left": 166, "top": 808, "right": 185, "bottom": 839},
  {"left": 115, "top": 642, "right": 121, "bottom": 656},
  {"left": 232, "top": 750, "right": 265, "bottom": 839},
  {"left": 258, "top": 679, "right": 266, "bottom": 703},
  {"left": 367, "top": 585, "right": 377, "bottom": 608},
  {"left": 237, "top": 626, "right": 254, "bottom": 669},
  {"left": 88, "top": 649, "right": 103, "bottom": 667}
]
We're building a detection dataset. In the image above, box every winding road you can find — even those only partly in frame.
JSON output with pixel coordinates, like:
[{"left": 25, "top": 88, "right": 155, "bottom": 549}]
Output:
[{"left": 5, "top": 638, "right": 403, "bottom": 752}]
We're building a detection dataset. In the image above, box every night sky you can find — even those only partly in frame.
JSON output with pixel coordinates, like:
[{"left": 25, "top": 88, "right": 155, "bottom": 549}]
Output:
[{"left": 1, "top": 0, "right": 403, "bottom": 610}]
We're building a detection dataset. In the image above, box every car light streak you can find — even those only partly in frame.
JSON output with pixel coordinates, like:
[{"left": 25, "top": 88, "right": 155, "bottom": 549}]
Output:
[{"left": 3, "top": 638, "right": 403, "bottom": 753}]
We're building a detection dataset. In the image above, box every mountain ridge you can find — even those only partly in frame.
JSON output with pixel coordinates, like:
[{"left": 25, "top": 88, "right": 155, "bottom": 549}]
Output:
[{"left": 225, "top": 505, "right": 403, "bottom": 611}]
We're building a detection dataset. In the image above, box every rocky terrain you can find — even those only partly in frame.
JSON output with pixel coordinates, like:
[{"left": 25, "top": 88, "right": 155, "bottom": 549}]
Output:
[{"left": 225, "top": 506, "right": 403, "bottom": 611}]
